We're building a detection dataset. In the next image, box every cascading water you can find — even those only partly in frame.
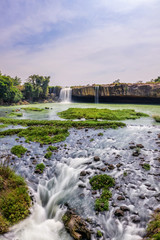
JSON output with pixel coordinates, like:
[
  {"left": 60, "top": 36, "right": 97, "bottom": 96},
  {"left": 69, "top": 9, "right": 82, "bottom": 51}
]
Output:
[
  {"left": 59, "top": 88, "right": 72, "bottom": 103},
  {"left": 0, "top": 106, "right": 160, "bottom": 240},
  {"left": 95, "top": 86, "right": 99, "bottom": 104}
]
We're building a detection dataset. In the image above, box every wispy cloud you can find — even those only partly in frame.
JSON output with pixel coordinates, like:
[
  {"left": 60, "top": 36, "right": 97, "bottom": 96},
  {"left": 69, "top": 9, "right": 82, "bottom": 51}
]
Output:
[{"left": 0, "top": 0, "right": 160, "bottom": 85}]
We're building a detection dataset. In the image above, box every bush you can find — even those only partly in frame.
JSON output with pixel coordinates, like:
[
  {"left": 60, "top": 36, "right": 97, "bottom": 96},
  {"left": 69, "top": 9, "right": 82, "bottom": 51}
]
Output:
[
  {"left": 11, "top": 145, "right": 27, "bottom": 157},
  {"left": 142, "top": 163, "right": 150, "bottom": 171}
]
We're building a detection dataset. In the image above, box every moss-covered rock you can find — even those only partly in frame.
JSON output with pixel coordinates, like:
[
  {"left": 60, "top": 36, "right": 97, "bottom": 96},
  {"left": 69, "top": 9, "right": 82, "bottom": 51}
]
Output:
[{"left": 11, "top": 145, "right": 27, "bottom": 157}]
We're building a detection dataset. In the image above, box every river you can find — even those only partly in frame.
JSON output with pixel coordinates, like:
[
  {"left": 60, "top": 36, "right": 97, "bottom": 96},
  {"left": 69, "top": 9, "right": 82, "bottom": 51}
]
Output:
[{"left": 0, "top": 102, "right": 160, "bottom": 240}]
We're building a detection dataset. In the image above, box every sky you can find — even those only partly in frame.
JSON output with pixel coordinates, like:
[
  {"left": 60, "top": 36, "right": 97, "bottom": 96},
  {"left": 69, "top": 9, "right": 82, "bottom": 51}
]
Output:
[{"left": 0, "top": 0, "right": 160, "bottom": 86}]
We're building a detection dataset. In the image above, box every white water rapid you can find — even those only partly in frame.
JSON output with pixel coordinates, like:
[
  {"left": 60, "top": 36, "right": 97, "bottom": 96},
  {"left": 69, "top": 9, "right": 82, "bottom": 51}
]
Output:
[{"left": 59, "top": 88, "right": 72, "bottom": 103}]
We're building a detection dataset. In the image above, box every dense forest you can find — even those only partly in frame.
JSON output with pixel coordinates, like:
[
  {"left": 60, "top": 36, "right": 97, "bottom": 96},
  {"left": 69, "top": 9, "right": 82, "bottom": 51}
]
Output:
[{"left": 0, "top": 72, "right": 51, "bottom": 105}]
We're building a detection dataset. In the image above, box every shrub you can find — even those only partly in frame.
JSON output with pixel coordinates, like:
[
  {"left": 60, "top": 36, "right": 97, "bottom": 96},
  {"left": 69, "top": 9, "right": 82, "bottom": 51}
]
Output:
[
  {"left": 11, "top": 145, "right": 27, "bottom": 157},
  {"left": 47, "top": 146, "right": 58, "bottom": 151}
]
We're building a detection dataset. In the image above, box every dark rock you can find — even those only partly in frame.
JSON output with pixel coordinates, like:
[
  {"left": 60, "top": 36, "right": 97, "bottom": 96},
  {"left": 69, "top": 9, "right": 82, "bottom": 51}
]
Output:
[
  {"left": 132, "top": 151, "right": 140, "bottom": 156},
  {"left": 131, "top": 216, "right": 141, "bottom": 223},
  {"left": 62, "top": 209, "right": 91, "bottom": 240},
  {"left": 136, "top": 144, "right": 144, "bottom": 148},
  {"left": 34, "top": 169, "right": 42, "bottom": 174},
  {"left": 139, "top": 194, "right": 145, "bottom": 199},
  {"left": 78, "top": 184, "right": 86, "bottom": 188},
  {"left": 116, "top": 163, "right": 123, "bottom": 168},
  {"left": 114, "top": 209, "right": 124, "bottom": 217},
  {"left": 117, "top": 196, "right": 125, "bottom": 201},
  {"left": 94, "top": 156, "right": 100, "bottom": 162},
  {"left": 120, "top": 206, "right": 130, "bottom": 212},
  {"left": 129, "top": 145, "right": 136, "bottom": 149},
  {"left": 80, "top": 171, "right": 87, "bottom": 176}
]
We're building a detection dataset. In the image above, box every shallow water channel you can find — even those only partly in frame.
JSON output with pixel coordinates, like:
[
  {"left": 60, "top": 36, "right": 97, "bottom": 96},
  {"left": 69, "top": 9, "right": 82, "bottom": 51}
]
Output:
[{"left": 0, "top": 103, "right": 160, "bottom": 240}]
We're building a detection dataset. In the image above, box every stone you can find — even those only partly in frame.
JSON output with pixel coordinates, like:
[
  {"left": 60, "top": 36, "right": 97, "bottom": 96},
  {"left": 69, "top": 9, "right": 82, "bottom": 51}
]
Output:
[
  {"left": 80, "top": 171, "right": 87, "bottom": 176},
  {"left": 136, "top": 144, "right": 144, "bottom": 148},
  {"left": 117, "top": 196, "right": 125, "bottom": 201},
  {"left": 120, "top": 206, "right": 130, "bottom": 211},
  {"left": 131, "top": 216, "right": 141, "bottom": 223},
  {"left": 139, "top": 194, "right": 145, "bottom": 199},
  {"left": 94, "top": 156, "right": 100, "bottom": 161},
  {"left": 114, "top": 209, "right": 124, "bottom": 217},
  {"left": 62, "top": 209, "right": 91, "bottom": 240}
]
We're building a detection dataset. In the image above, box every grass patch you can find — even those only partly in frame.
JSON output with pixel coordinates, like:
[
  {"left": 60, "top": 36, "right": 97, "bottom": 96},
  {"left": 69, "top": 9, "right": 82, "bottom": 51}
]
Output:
[
  {"left": 142, "top": 163, "right": 150, "bottom": 171},
  {"left": 0, "top": 124, "right": 8, "bottom": 129},
  {"left": 47, "top": 146, "right": 58, "bottom": 151},
  {"left": 0, "top": 165, "right": 31, "bottom": 233},
  {"left": 90, "top": 174, "right": 115, "bottom": 212},
  {"left": 35, "top": 163, "right": 45, "bottom": 173},
  {"left": 153, "top": 115, "right": 160, "bottom": 122},
  {"left": 0, "top": 118, "right": 126, "bottom": 144},
  {"left": 58, "top": 108, "right": 149, "bottom": 120},
  {"left": 21, "top": 107, "right": 44, "bottom": 111},
  {"left": 8, "top": 112, "right": 23, "bottom": 117},
  {"left": 11, "top": 145, "right": 27, "bottom": 157},
  {"left": 45, "top": 151, "right": 52, "bottom": 159},
  {"left": 145, "top": 209, "right": 160, "bottom": 240}
]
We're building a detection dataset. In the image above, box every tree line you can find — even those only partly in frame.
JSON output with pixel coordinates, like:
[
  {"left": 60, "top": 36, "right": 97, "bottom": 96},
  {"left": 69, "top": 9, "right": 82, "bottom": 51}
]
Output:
[{"left": 0, "top": 72, "right": 50, "bottom": 105}]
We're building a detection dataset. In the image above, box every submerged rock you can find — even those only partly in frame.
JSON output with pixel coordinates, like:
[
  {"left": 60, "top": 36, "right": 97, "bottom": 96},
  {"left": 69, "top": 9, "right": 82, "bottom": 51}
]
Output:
[
  {"left": 94, "top": 156, "right": 100, "bottom": 162},
  {"left": 62, "top": 209, "right": 91, "bottom": 240}
]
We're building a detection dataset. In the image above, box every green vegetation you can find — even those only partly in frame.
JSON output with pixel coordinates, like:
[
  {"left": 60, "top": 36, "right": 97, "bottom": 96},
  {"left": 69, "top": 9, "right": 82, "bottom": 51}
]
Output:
[
  {"left": 58, "top": 108, "right": 148, "bottom": 121},
  {"left": 11, "top": 145, "right": 27, "bottom": 157},
  {"left": 147, "top": 76, "right": 160, "bottom": 84},
  {"left": 90, "top": 174, "right": 115, "bottom": 212},
  {"left": 145, "top": 209, "right": 160, "bottom": 240},
  {"left": 0, "top": 124, "right": 8, "bottom": 129},
  {"left": 0, "top": 118, "right": 126, "bottom": 144},
  {"left": 153, "top": 115, "right": 160, "bottom": 122},
  {"left": 47, "top": 146, "right": 58, "bottom": 151},
  {"left": 0, "top": 165, "right": 31, "bottom": 233},
  {"left": 97, "top": 230, "right": 103, "bottom": 238},
  {"left": 21, "top": 107, "right": 44, "bottom": 111},
  {"left": 142, "top": 163, "right": 150, "bottom": 171},
  {"left": 8, "top": 112, "right": 23, "bottom": 117},
  {"left": 123, "top": 171, "right": 128, "bottom": 177},
  {"left": 90, "top": 138, "right": 94, "bottom": 142},
  {"left": 23, "top": 75, "right": 50, "bottom": 102},
  {"left": 45, "top": 151, "right": 52, "bottom": 159},
  {"left": 35, "top": 163, "right": 45, "bottom": 173},
  {"left": 98, "top": 132, "right": 103, "bottom": 136}
]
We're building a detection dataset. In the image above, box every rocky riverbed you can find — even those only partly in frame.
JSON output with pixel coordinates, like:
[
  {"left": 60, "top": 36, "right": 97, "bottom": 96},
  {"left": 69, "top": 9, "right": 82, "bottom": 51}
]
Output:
[{"left": 0, "top": 120, "right": 160, "bottom": 240}]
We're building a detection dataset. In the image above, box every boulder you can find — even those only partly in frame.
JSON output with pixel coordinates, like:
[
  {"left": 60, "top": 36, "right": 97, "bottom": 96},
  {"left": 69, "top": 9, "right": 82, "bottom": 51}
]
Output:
[{"left": 62, "top": 209, "right": 91, "bottom": 240}]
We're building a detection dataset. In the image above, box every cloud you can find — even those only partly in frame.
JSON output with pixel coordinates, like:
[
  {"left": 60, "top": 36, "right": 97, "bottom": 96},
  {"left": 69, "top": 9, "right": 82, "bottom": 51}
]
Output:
[{"left": 0, "top": 0, "right": 160, "bottom": 86}]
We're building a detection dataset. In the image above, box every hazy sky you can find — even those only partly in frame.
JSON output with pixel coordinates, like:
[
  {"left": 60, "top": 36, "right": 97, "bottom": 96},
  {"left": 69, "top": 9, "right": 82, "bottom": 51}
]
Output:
[{"left": 0, "top": 0, "right": 160, "bottom": 86}]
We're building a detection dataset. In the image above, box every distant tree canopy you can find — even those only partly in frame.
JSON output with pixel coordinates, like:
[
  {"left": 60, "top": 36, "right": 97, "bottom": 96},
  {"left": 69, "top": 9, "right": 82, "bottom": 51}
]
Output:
[
  {"left": 0, "top": 74, "right": 22, "bottom": 104},
  {"left": 23, "top": 75, "right": 50, "bottom": 101}
]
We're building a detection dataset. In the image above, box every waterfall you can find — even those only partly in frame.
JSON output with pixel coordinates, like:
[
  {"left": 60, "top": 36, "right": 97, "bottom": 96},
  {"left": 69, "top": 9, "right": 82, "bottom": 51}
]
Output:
[
  {"left": 95, "top": 86, "right": 99, "bottom": 104},
  {"left": 59, "top": 88, "right": 72, "bottom": 103}
]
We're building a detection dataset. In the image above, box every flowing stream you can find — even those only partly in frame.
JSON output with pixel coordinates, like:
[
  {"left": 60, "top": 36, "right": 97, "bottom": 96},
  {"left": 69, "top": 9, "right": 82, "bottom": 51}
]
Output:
[{"left": 0, "top": 103, "right": 160, "bottom": 240}]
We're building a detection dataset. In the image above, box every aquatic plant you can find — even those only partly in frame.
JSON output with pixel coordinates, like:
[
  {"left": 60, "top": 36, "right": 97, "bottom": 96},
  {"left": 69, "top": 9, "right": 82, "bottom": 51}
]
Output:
[
  {"left": 21, "top": 107, "right": 44, "bottom": 111},
  {"left": 0, "top": 118, "right": 126, "bottom": 144},
  {"left": 45, "top": 151, "right": 52, "bottom": 159},
  {"left": 0, "top": 124, "right": 8, "bottom": 128},
  {"left": 90, "top": 174, "right": 115, "bottom": 212},
  {"left": 97, "top": 230, "right": 103, "bottom": 238},
  {"left": 0, "top": 166, "right": 31, "bottom": 233},
  {"left": 153, "top": 115, "right": 160, "bottom": 122},
  {"left": 145, "top": 209, "right": 160, "bottom": 240},
  {"left": 8, "top": 112, "right": 23, "bottom": 117},
  {"left": 47, "top": 146, "right": 58, "bottom": 151},
  {"left": 35, "top": 163, "right": 45, "bottom": 173},
  {"left": 11, "top": 145, "right": 27, "bottom": 157},
  {"left": 58, "top": 108, "right": 149, "bottom": 120},
  {"left": 142, "top": 163, "right": 150, "bottom": 171}
]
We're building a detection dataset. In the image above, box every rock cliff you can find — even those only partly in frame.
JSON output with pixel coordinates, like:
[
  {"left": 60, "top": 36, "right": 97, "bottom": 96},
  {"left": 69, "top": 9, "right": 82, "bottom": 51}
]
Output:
[{"left": 72, "top": 84, "right": 160, "bottom": 104}]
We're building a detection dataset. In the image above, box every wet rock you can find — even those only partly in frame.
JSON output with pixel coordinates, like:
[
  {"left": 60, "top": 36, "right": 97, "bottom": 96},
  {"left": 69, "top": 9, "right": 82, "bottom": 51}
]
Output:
[
  {"left": 129, "top": 145, "right": 136, "bottom": 149},
  {"left": 40, "top": 143, "right": 43, "bottom": 148},
  {"left": 92, "top": 191, "right": 97, "bottom": 195},
  {"left": 106, "top": 164, "right": 115, "bottom": 170},
  {"left": 34, "top": 169, "right": 42, "bottom": 174},
  {"left": 117, "top": 196, "right": 125, "bottom": 201},
  {"left": 136, "top": 144, "right": 144, "bottom": 148},
  {"left": 116, "top": 163, "right": 123, "bottom": 168},
  {"left": 139, "top": 194, "right": 146, "bottom": 199},
  {"left": 78, "top": 184, "right": 86, "bottom": 188},
  {"left": 62, "top": 209, "right": 91, "bottom": 240},
  {"left": 114, "top": 209, "right": 124, "bottom": 217},
  {"left": 94, "top": 156, "right": 100, "bottom": 162},
  {"left": 132, "top": 151, "right": 140, "bottom": 156},
  {"left": 120, "top": 206, "right": 130, "bottom": 212},
  {"left": 100, "top": 167, "right": 106, "bottom": 172},
  {"left": 131, "top": 216, "right": 141, "bottom": 223},
  {"left": 32, "top": 160, "right": 37, "bottom": 164},
  {"left": 80, "top": 171, "right": 87, "bottom": 176}
]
